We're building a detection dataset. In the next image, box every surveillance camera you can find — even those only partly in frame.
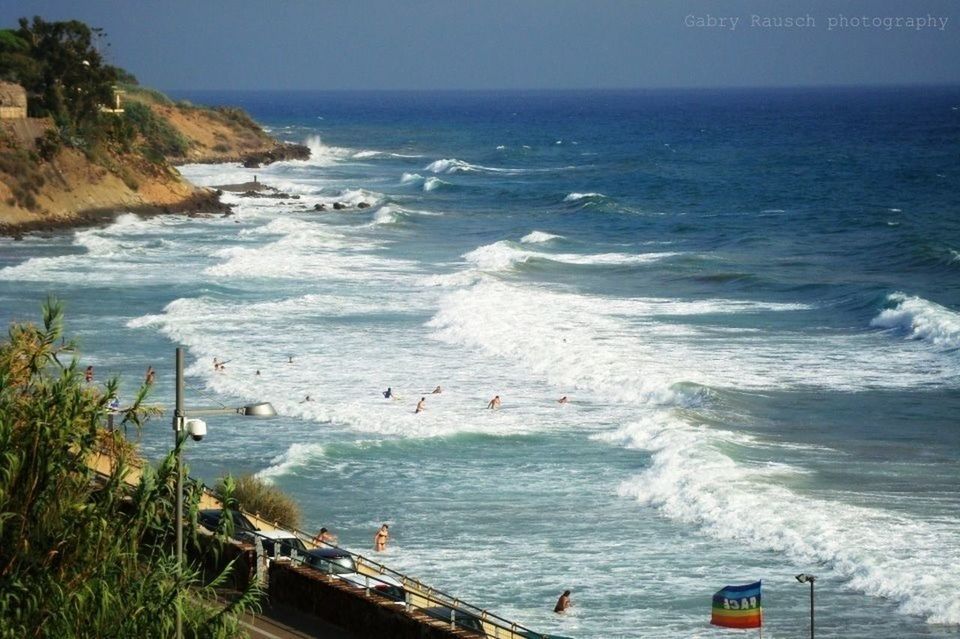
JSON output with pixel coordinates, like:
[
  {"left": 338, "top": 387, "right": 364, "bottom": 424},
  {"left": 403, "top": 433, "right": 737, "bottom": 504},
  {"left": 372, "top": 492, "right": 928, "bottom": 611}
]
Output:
[{"left": 185, "top": 418, "right": 207, "bottom": 442}]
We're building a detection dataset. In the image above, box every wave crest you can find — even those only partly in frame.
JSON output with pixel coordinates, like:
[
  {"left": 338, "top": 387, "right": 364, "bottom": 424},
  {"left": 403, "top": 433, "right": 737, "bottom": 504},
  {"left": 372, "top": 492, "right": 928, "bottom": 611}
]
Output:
[
  {"left": 423, "top": 177, "right": 448, "bottom": 192},
  {"left": 870, "top": 292, "right": 960, "bottom": 350},
  {"left": 564, "top": 192, "right": 606, "bottom": 202},
  {"left": 520, "top": 231, "right": 564, "bottom": 244}
]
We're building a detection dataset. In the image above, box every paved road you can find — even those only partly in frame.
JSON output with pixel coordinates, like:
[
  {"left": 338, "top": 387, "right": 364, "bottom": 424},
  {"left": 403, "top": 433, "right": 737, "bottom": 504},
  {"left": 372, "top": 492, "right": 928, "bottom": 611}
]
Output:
[{"left": 240, "top": 601, "right": 357, "bottom": 639}]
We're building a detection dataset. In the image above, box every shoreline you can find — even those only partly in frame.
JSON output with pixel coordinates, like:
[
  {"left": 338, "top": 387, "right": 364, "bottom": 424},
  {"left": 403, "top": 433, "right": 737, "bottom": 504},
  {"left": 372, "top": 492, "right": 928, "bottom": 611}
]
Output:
[
  {"left": 0, "top": 142, "right": 309, "bottom": 238},
  {"left": 0, "top": 185, "right": 230, "bottom": 238}
]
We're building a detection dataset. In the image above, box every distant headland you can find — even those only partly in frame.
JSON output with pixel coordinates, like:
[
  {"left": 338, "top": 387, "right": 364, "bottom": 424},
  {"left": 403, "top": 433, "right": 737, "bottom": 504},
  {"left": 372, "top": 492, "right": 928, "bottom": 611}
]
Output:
[{"left": 0, "top": 16, "right": 308, "bottom": 236}]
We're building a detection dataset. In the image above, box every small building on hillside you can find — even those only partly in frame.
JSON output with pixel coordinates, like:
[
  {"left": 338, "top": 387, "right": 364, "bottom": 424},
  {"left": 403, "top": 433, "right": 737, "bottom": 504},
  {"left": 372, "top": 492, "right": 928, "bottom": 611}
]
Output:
[
  {"left": 0, "top": 81, "right": 27, "bottom": 119},
  {"left": 100, "top": 85, "right": 125, "bottom": 114}
]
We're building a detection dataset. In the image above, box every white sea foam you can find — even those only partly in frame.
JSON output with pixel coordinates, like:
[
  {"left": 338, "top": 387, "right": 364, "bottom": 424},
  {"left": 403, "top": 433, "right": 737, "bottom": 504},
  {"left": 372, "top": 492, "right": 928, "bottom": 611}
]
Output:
[
  {"left": 520, "top": 231, "right": 564, "bottom": 244},
  {"left": 303, "top": 135, "right": 355, "bottom": 166},
  {"left": 424, "top": 158, "right": 539, "bottom": 175},
  {"left": 461, "top": 240, "right": 678, "bottom": 272},
  {"left": 370, "top": 205, "right": 405, "bottom": 226},
  {"left": 400, "top": 172, "right": 423, "bottom": 184},
  {"left": 423, "top": 177, "right": 447, "bottom": 192},
  {"left": 949, "top": 249, "right": 960, "bottom": 264},
  {"left": 203, "top": 218, "right": 418, "bottom": 281},
  {"left": 870, "top": 292, "right": 960, "bottom": 350},
  {"left": 427, "top": 279, "right": 956, "bottom": 400},
  {"left": 256, "top": 443, "right": 326, "bottom": 481},
  {"left": 604, "top": 416, "right": 960, "bottom": 625},
  {"left": 425, "top": 158, "right": 482, "bottom": 174},
  {"left": 352, "top": 149, "right": 422, "bottom": 159},
  {"left": 0, "top": 214, "right": 208, "bottom": 284},
  {"left": 564, "top": 192, "right": 606, "bottom": 202}
]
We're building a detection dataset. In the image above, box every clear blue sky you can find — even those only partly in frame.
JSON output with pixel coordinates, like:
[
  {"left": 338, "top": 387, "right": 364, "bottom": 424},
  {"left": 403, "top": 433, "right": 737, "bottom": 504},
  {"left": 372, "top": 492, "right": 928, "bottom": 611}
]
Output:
[{"left": 2, "top": 0, "right": 958, "bottom": 91}]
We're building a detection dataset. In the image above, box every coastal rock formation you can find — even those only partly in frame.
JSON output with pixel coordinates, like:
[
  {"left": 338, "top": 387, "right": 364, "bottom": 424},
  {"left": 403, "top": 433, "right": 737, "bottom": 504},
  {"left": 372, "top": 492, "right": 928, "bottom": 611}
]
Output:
[
  {"left": 241, "top": 143, "right": 311, "bottom": 168},
  {"left": 0, "top": 88, "right": 310, "bottom": 235}
]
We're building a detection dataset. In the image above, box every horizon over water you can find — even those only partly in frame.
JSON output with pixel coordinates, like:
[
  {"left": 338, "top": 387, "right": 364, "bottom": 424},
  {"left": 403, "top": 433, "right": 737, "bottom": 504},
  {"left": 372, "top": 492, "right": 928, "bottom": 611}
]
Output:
[{"left": 1, "top": 87, "right": 959, "bottom": 638}]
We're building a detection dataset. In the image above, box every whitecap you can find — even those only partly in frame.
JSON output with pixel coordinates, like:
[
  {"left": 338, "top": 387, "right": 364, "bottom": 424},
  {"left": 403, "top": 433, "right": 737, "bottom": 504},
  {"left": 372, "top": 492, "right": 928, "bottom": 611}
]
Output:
[
  {"left": 606, "top": 415, "right": 960, "bottom": 625},
  {"left": 256, "top": 443, "right": 326, "bottom": 481},
  {"left": 564, "top": 192, "right": 606, "bottom": 202},
  {"left": 870, "top": 292, "right": 960, "bottom": 350},
  {"left": 520, "top": 231, "right": 564, "bottom": 244},
  {"left": 423, "top": 177, "right": 448, "bottom": 192}
]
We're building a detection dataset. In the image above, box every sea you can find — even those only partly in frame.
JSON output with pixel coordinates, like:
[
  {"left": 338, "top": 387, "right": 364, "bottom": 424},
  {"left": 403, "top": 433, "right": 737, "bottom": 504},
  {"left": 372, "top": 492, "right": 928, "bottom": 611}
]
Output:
[{"left": 1, "top": 87, "right": 958, "bottom": 638}]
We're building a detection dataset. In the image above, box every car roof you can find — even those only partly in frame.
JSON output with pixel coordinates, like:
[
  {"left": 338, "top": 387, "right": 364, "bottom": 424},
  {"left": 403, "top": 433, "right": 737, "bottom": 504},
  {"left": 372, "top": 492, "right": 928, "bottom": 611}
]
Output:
[
  {"left": 256, "top": 530, "right": 298, "bottom": 540},
  {"left": 304, "top": 547, "right": 352, "bottom": 558}
]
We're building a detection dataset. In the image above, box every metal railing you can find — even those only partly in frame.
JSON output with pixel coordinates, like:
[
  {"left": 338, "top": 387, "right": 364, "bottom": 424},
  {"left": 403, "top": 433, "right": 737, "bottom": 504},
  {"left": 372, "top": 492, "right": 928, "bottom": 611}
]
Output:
[
  {"left": 217, "top": 499, "right": 554, "bottom": 639},
  {"left": 85, "top": 446, "right": 559, "bottom": 638}
]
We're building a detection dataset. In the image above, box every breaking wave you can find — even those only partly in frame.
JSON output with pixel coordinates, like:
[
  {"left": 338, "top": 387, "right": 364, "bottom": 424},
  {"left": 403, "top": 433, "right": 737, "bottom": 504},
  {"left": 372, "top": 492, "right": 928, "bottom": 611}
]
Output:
[
  {"left": 520, "top": 231, "right": 564, "bottom": 244},
  {"left": 462, "top": 240, "right": 677, "bottom": 272},
  {"left": 870, "top": 292, "right": 960, "bottom": 350}
]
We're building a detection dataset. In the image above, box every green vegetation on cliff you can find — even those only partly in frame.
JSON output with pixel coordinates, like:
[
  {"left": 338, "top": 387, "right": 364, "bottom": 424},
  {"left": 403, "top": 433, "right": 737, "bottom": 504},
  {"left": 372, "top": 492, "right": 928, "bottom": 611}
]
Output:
[
  {"left": 0, "top": 301, "right": 258, "bottom": 638},
  {"left": 217, "top": 474, "right": 303, "bottom": 530},
  {"left": 0, "top": 16, "right": 304, "bottom": 225}
]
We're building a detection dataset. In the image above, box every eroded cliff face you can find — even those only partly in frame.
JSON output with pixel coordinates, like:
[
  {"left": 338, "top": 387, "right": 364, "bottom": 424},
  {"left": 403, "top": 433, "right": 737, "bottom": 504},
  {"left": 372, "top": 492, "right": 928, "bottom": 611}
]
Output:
[
  {"left": 0, "top": 116, "right": 223, "bottom": 234},
  {"left": 0, "top": 92, "right": 306, "bottom": 234}
]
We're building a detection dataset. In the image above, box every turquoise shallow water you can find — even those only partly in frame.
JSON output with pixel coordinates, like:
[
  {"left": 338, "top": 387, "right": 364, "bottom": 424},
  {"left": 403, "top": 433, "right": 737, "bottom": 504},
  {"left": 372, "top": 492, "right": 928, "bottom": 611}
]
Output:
[{"left": 1, "top": 88, "right": 959, "bottom": 638}]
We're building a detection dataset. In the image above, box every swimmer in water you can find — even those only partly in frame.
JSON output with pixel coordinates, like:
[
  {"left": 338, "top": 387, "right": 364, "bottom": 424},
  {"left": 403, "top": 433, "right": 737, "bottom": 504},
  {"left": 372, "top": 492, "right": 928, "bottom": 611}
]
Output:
[
  {"left": 487, "top": 395, "right": 501, "bottom": 410},
  {"left": 374, "top": 524, "right": 389, "bottom": 552},
  {"left": 415, "top": 397, "right": 426, "bottom": 413}
]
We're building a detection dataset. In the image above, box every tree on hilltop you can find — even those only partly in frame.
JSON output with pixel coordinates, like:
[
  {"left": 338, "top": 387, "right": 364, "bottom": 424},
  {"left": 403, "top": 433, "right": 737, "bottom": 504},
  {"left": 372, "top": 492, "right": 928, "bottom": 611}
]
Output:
[{"left": 0, "top": 17, "right": 120, "bottom": 131}]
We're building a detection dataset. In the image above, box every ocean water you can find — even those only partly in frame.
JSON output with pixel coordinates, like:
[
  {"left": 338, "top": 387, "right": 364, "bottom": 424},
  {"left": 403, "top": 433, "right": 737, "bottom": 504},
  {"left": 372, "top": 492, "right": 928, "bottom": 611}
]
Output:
[{"left": 1, "top": 88, "right": 959, "bottom": 638}]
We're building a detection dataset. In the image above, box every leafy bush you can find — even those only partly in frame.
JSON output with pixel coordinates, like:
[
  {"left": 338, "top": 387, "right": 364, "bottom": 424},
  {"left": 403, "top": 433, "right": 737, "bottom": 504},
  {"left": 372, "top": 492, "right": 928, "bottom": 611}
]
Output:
[
  {"left": 35, "top": 128, "right": 62, "bottom": 160},
  {"left": 216, "top": 474, "right": 302, "bottom": 529},
  {"left": 123, "top": 100, "right": 189, "bottom": 158},
  {"left": 214, "top": 106, "right": 260, "bottom": 131},
  {"left": 0, "top": 300, "right": 258, "bottom": 638}
]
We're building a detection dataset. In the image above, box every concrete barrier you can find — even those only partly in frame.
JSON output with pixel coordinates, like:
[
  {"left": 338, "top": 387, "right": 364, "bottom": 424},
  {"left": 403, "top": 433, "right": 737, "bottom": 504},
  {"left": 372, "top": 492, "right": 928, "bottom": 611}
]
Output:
[{"left": 268, "top": 562, "right": 477, "bottom": 638}]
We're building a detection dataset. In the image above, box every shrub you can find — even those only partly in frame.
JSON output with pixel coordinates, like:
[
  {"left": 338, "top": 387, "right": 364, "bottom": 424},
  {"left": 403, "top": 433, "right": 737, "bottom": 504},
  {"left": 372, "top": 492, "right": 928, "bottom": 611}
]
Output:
[
  {"left": 213, "top": 106, "right": 260, "bottom": 131},
  {"left": 35, "top": 129, "right": 62, "bottom": 161},
  {"left": 0, "top": 300, "right": 258, "bottom": 638},
  {"left": 216, "top": 474, "right": 302, "bottom": 529},
  {"left": 124, "top": 100, "right": 189, "bottom": 158}
]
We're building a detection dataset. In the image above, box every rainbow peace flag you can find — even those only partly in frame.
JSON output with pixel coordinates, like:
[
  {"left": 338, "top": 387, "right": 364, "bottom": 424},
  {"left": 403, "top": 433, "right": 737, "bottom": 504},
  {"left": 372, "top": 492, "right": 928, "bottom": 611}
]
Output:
[{"left": 711, "top": 581, "right": 763, "bottom": 629}]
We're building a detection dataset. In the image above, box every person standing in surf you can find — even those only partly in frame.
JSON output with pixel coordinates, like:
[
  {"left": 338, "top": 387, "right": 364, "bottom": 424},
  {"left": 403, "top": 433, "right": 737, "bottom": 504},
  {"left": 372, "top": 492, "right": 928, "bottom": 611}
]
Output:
[
  {"left": 374, "top": 524, "right": 389, "bottom": 551},
  {"left": 415, "top": 397, "right": 426, "bottom": 413},
  {"left": 487, "top": 395, "right": 501, "bottom": 409}
]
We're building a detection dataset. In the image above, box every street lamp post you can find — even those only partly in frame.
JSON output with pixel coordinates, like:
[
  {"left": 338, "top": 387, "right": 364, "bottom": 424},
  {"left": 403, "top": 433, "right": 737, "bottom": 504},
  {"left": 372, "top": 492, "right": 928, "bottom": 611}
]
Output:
[
  {"left": 172, "top": 346, "right": 276, "bottom": 639},
  {"left": 795, "top": 573, "right": 816, "bottom": 639}
]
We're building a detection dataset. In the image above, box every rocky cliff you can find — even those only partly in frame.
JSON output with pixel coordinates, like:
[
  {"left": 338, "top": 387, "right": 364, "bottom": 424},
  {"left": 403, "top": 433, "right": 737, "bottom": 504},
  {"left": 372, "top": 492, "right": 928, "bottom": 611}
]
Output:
[{"left": 0, "top": 86, "right": 308, "bottom": 235}]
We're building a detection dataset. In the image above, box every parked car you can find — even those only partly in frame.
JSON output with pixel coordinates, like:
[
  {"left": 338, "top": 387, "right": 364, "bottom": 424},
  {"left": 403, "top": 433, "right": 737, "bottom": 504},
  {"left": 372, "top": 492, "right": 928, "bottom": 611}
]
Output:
[
  {"left": 302, "top": 548, "right": 405, "bottom": 601},
  {"left": 197, "top": 508, "right": 258, "bottom": 542},
  {"left": 338, "top": 571, "right": 405, "bottom": 602},
  {"left": 302, "top": 547, "right": 356, "bottom": 575},
  {"left": 421, "top": 606, "right": 486, "bottom": 636},
  {"left": 254, "top": 530, "right": 307, "bottom": 559}
]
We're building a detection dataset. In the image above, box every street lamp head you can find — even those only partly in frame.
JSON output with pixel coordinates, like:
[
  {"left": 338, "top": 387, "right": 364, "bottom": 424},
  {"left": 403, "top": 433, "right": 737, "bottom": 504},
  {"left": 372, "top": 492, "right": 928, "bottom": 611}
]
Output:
[
  {"left": 185, "top": 418, "right": 207, "bottom": 441},
  {"left": 240, "top": 402, "right": 277, "bottom": 417},
  {"left": 796, "top": 573, "right": 816, "bottom": 584}
]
